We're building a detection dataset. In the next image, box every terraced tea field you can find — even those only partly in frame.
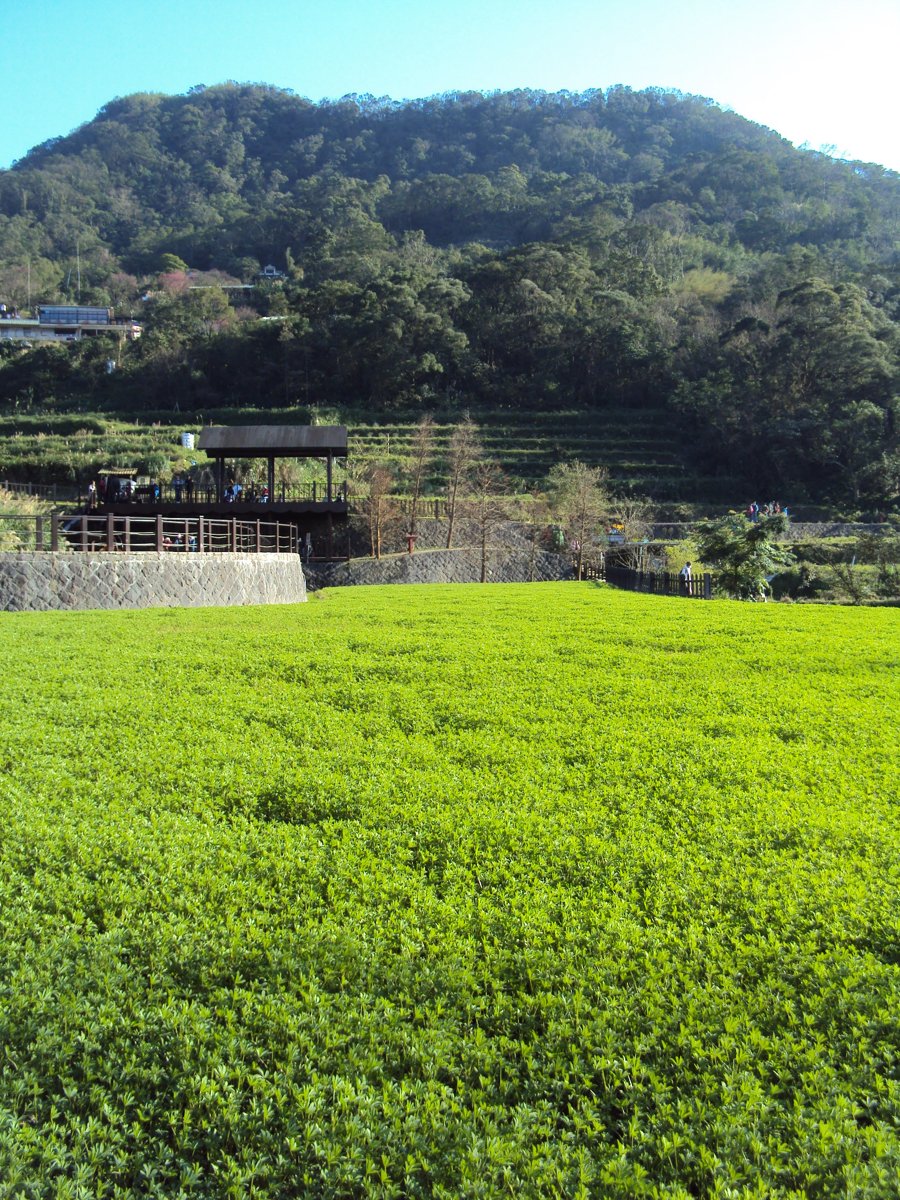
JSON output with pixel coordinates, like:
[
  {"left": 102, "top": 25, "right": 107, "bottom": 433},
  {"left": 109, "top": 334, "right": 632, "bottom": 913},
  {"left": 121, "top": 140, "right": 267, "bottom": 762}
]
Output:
[
  {"left": 348, "top": 408, "right": 723, "bottom": 499},
  {"left": 0, "top": 405, "right": 739, "bottom": 503},
  {"left": 0, "top": 585, "right": 897, "bottom": 1197}
]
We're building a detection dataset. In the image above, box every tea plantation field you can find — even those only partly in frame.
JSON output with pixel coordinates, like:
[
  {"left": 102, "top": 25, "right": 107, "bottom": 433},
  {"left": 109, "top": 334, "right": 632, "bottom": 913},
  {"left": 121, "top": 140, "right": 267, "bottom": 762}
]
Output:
[{"left": 0, "top": 585, "right": 897, "bottom": 1199}]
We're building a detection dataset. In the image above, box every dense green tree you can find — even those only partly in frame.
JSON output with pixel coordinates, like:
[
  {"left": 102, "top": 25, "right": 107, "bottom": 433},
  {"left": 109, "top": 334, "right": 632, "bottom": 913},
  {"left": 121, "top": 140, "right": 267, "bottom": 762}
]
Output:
[{"left": 694, "top": 512, "right": 795, "bottom": 599}]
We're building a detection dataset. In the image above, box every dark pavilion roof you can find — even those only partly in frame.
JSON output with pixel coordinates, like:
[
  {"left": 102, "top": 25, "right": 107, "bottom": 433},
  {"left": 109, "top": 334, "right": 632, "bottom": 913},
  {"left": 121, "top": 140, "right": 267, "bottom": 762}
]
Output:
[{"left": 197, "top": 425, "right": 348, "bottom": 458}]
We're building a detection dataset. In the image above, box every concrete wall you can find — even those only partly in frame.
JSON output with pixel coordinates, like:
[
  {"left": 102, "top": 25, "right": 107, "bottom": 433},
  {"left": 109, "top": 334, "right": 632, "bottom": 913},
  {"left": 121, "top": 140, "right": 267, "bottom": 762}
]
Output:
[{"left": 0, "top": 552, "right": 306, "bottom": 612}]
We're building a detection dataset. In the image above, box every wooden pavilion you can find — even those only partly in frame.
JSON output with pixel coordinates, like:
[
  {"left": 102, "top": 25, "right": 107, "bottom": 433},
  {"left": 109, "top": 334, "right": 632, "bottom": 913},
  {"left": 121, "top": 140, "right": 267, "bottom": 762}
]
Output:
[
  {"left": 91, "top": 425, "right": 349, "bottom": 560},
  {"left": 197, "top": 425, "right": 347, "bottom": 505}
]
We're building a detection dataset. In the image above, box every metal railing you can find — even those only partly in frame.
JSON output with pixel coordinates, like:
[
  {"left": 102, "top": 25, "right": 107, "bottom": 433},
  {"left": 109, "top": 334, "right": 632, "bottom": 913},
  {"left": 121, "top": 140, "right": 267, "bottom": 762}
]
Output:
[
  {"left": 0, "top": 513, "right": 300, "bottom": 555},
  {"left": 79, "top": 480, "right": 349, "bottom": 506}
]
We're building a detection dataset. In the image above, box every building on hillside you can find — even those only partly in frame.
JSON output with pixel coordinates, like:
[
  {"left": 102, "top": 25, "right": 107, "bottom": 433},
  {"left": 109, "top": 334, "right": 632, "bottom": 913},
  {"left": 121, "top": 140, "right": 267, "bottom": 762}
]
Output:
[{"left": 0, "top": 304, "right": 142, "bottom": 345}]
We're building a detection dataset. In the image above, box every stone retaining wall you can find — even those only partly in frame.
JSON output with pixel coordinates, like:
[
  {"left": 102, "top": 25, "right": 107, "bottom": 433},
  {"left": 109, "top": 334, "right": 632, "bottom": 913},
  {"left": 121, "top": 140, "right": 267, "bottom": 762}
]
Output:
[
  {"left": 0, "top": 552, "right": 307, "bottom": 612},
  {"left": 305, "top": 548, "right": 574, "bottom": 589}
]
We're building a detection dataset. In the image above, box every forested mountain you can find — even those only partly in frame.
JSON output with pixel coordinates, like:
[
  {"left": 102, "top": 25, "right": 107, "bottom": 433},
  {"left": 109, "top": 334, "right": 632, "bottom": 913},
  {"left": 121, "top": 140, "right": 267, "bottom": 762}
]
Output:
[{"left": 0, "top": 83, "right": 898, "bottom": 507}]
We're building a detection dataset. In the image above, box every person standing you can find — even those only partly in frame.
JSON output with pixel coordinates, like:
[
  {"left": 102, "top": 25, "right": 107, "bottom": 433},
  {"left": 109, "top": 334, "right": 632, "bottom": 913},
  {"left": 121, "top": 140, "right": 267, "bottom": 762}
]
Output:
[{"left": 680, "top": 561, "right": 693, "bottom": 596}]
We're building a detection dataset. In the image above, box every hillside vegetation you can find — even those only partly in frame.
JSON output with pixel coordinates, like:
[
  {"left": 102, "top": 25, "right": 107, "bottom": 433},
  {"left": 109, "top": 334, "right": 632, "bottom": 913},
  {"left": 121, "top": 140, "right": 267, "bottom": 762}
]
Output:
[
  {"left": 0, "top": 84, "right": 898, "bottom": 507},
  {"left": 0, "top": 585, "right": 897, "bottom": 1195}
]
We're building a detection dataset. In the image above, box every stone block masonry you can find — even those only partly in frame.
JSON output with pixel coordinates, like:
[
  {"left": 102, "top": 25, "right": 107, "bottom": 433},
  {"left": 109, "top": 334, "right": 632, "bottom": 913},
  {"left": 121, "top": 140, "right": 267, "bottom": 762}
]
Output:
[
  {"left": 0, "top": 553, "right": 307, "bottom": 612},
  {"left": 304, "top": 548, "right": 574, "bottom": 589}
]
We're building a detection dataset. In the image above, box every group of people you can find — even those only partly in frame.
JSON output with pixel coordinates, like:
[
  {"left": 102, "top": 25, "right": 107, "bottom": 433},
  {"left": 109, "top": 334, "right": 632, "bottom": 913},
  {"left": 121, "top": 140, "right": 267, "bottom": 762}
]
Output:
[
  {"left": 172, "top": 475, "right": 195, "bottom": 502},
  {"left": 224, "top": 479, "right": 269, "bottom": 502},
  {"left": 161, "top": 533, "right": 198, "bottom": 552},
  {"left": 87, "top": 477, "right": 196, "bottom": 508},
  {"left": 87, "top": 477, "right": 147, "bottom": 507},
  {"left": 86, "top": 474, "right": 276, "bottom": 506},
  {"left": 746, "top": 500, "right": 788, "bottom": 521}
]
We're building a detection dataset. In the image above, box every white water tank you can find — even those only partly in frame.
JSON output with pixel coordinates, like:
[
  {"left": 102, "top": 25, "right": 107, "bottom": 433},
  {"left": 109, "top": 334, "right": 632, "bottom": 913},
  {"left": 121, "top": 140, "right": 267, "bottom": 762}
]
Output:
[{"left": 180, "top": 431, "right": 195, "bottom": 449}]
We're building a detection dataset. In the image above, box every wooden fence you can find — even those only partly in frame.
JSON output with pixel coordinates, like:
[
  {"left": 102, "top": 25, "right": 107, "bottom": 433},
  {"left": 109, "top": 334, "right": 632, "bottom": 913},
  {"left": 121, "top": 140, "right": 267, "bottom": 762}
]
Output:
[
  {"left": 0, "top": 513, "right": 300, "bottom": 555},
  {"left": 605, "top": 564, "right": 714, "bottom": 599}
]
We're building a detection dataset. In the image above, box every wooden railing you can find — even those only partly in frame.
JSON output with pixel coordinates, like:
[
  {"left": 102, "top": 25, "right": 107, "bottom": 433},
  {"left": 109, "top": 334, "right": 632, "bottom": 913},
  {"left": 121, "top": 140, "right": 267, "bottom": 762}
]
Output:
[{"left": 0, "top": 513, "right": 300, "bottom": 555}]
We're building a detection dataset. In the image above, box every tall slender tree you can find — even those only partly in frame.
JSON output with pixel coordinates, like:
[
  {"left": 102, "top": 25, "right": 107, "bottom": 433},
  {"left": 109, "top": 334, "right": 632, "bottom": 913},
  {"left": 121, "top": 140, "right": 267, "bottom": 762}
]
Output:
[
  {"left": 407, "top": 413, "right": 435, "bottom": 537},
  {"left": 445, "top": 417, "right": 481, "bottom": 549},
  {"left": 360, "top": 463, "right": 396, "bottom": 560},
  {"left": 467, "top": 458, "right": 509, "bottom": 582}
]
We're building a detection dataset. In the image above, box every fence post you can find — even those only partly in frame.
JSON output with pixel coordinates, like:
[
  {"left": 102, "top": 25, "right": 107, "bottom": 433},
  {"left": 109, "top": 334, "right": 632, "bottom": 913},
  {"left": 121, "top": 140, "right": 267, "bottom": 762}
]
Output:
[
  {"left": 231, "top": 519, "right": 237, "bottom": 553},
  {"left": 256, "top": 519, "right": 261, "bottom": 554},
  {"left": 35, "top": 516, "right": 43, "bottom": 551},
  {"left": 156, "top": 514, "right": 163, "bottom": 551},
  {"left": 80, "top": 515, "right": 88, "bottom": 552},
  {"left": 704, "top": 573, "right": 712, "bottom": 600},
  {"left": 198, "top": 516, "right": 205, "bottom": 552},
  {"left": 107, "top": 513, "right": 115, "bottom": 552},
  {"left": 50, "top": 513, "right": 59, "bottom": 552}
]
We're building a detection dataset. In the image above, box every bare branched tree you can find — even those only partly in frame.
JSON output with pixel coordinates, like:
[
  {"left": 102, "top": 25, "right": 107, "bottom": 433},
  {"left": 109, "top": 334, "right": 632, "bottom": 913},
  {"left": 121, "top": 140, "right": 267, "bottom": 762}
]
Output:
[
  {"left": 610, "top": 495, "right": 655, "bottom": 571},
  {"left": 467, "top": 459, "right": 510, "bottom": 582},
  {"left": 546, "top": 461, "right": 610, "bottom": 580},
  {"left": 445, "top": 416, "right": 481, "bottom": 549},
  {"left": 361, "top": 463, "right": 396, "bottom": 559},
  {"left": 407, "top": 413, "right": 435, "bottom": 537},
  {"left": 508, "top": 491, "right": 551, "bottom": 582}
]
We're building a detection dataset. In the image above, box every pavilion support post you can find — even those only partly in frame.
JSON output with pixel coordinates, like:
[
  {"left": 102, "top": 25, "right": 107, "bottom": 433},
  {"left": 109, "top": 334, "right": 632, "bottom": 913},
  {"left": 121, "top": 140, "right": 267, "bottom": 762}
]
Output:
[
  {"left": 217, "top": 457, "right": 225, "bottom": 501},
  {"left": 326, "top": 453, "right": 333, "bottom": 502},
  {"left": 267, "top": 457, "right": 275, "bottom": 501}
]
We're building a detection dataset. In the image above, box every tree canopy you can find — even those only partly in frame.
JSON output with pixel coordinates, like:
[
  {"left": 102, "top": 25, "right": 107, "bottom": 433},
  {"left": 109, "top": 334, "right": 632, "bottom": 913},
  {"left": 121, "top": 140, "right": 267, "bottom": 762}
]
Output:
[{"left": 0, "top": 83, "right": 898, "bottom": 508}]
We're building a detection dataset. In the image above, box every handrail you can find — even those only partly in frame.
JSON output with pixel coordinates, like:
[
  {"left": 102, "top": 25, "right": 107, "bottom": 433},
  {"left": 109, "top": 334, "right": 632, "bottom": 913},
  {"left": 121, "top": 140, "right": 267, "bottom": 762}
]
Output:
[
  {"left": 0, "top": 513, "right": 301, "bottom": 555},
  {"left": 78, "top": 480, "right": 350, "bottom": 506}
]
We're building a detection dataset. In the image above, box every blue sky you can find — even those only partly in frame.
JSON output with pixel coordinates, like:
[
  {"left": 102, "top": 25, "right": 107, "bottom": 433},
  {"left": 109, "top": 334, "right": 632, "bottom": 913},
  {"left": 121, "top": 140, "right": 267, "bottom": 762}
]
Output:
[{"left": 2, "top": 0, "right": 898, "bottom": 171}]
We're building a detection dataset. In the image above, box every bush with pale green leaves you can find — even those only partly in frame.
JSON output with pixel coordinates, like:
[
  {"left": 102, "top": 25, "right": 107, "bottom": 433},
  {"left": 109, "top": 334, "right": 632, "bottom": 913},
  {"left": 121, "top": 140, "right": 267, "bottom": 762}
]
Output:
[{"left": 0, "top": 584, "right": 897, "bottom": 1197}]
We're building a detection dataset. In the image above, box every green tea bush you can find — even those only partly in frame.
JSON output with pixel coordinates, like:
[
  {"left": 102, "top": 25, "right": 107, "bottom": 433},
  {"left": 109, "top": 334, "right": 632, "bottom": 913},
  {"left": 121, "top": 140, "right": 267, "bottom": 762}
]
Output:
[{"left": 0, "top": 586, "right": 897, "bottom": 1197}]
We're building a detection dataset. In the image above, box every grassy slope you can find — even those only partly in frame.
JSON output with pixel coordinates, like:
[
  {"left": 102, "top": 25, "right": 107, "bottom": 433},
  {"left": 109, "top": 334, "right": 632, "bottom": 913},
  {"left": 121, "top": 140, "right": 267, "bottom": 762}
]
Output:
[{"left": 0, "top": 585, "right": 897, "bottom": 1197}]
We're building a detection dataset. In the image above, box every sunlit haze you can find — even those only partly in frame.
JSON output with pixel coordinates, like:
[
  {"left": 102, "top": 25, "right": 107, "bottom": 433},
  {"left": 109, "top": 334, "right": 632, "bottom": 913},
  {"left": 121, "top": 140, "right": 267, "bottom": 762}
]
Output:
[{"left": 2, "top": 0, "right": 898, "bottom": 172}]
